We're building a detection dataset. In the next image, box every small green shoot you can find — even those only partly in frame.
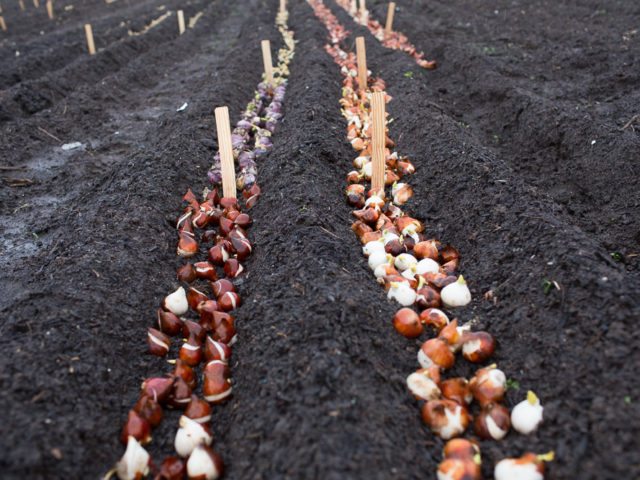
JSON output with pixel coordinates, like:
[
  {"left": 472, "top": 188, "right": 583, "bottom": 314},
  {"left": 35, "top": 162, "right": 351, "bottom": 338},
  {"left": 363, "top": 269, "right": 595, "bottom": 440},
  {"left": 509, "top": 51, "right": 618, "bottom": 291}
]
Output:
[
  {"left": 624, "top": 395, "right": 632, "bottom": 405},
  {"left": 610, "top": 252, "right": 624, "bottom": 262},
  {"left": 542, "top": 279, "right": 560, "bottom": 295},
  {"left": 403, "top": 71, "right": 414, "bottom": 79},
  {"left": 506, "top": 379, "right": 520, "bottom": 391}
]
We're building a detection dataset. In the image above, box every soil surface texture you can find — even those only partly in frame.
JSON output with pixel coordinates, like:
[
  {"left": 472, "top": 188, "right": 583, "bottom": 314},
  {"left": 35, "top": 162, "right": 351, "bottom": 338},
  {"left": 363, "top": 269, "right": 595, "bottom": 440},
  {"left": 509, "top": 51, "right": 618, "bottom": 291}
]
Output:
[{"left": 0, "top": 0, "right": 638, "bottom": 479}]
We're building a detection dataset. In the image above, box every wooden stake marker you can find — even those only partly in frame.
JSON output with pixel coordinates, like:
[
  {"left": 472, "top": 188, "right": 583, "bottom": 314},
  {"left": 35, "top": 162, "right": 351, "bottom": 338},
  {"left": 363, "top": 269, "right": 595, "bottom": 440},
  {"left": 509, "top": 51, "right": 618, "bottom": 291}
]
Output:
[
  {"left": 177, "top": 9, "right": 185, "bottom": 34},
  {"left": 215, "top": 106, "right": 237, "bottom": 199},
  {"left": 279, "top": 0, "right": 285, "bottom": 14},
  {"left": 261, "top": 39, "right": 273, "bottom": 85},
  {"left": 385, "top": 2, "right": 395, "bottom": 37},
  {"left": 359, "top": 0, "right": 366, "bottom": 15},
  {"left": 371, "top": 91, "right": 386, "bottom": 193},
  {"left": 0, "top": 16, "right": 6, "bottom": 32},
  {"left": 46, "top": 0, "right": 54, "bottom": 19},
  {"left": 32, "top": 0, "right": 38, "bottom": 7},
  {"left": 355, "top": 36, "right": 367, "bottom": 91},
  {"left": 84, "top": 24, "right": 96, "bottom": 55},
  {"left": 19, "top": 0, "right": 25, "bottom": 11}
]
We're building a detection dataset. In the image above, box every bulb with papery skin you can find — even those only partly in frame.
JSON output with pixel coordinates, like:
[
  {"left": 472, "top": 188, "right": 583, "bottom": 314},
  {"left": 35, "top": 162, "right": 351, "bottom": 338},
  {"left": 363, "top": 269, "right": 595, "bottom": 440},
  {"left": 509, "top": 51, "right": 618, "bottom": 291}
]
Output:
[
  {"left": 407, "top": 367, "right": 441, "bottom": 401},
  {"left": 511, "top": 391, "right": 544, "bottom": 434},
  {"left": 392, "top": 308, "right": 422, "bottom": 338},
  {"left": 418, "top": 338, "right": 455, "bottom": 369},
  {"left": 475, "top": 403, "right": 511, "bottom": 440},
  {"left": 441, "top": 276, "right": 471, "bottom": 308},
  {"left": 174, "top": 415, "right": 213, "bottom": 458},
  {"left": 470, "top": 364, "right": 507, "bottom": 406},
  {"left": 115, "top": 437, "right": 150, "bottom": 480},
  {"left": 494, "top": 452, "right": 554, "bottom": 480},
  {"left": 421, "top": 399, "right": 471, "bottom": 439}
]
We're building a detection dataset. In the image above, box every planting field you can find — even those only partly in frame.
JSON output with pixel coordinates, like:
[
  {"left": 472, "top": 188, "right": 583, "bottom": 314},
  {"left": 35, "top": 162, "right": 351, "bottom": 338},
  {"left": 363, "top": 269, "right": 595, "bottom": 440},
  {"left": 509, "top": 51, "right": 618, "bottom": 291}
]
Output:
[{"left": 0, "top": 0, "right": 638, "bottom": 479}]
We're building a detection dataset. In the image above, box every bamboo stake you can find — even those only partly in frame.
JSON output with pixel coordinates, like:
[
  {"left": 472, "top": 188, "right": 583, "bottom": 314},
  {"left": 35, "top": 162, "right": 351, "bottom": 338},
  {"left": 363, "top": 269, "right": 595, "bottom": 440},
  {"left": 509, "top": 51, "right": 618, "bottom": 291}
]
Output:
[
  {"left": 177, "top": 9, "right": 185, "bottom": 34},
  {"left": 0, "top": 16, "right": 6, "bottom": 32},
  {"left": 46, "top": 0, "right": 54, "bottom": 19},
  {"left": 84, "top": 24, "right": 96, "bottom": 55},
  {"left": 214, "top": 106, "right": 237, "bottom": 199},
  {"left": 261, "top": 39, "right": 273, "bottom": 85},
  {"left": 371, "top": 91, "right": 386, "bottom": 193},
  {"left": 355, "top": 36, "right": 367, "bottom": 91},
  {"left": 18, "top": 0, "right": 25, "bottom": 11},
  {"left": 385, "top": 2, "right": 395, "bottom": 37}
]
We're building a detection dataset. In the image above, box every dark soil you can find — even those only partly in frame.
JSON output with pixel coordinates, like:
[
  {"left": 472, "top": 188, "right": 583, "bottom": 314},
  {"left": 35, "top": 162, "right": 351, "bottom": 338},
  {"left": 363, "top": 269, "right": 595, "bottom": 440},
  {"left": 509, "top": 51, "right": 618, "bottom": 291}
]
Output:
[{"left": 0, "top": 0, "right": 638, "bottom": 479}]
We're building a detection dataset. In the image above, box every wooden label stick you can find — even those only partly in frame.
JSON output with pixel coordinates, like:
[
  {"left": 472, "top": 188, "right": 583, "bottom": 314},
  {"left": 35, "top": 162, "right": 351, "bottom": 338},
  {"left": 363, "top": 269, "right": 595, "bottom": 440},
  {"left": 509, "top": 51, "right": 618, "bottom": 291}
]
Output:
[
  {"left": 214, "top": 106, "right": 237, "bottom": 199},
  {"left": 84, "top": 24, "right": 96, "bottom": 55},
  {"left": 371, "top": 91, "right": 386, "bottom": 193},
  {"left": 355, "top": 36, "right": 367, "bottom": 91},
  {"left": 385, "top": 2, "right": 395, "bottom": 37},
  {"left": 261, "top": 39, "right": 273, "bottom": 85},
  {"left": 279, "top": 0, "right": 285, "bottom": 14},
  {"left": 46, "top": 0, "right": 54, "bottom": 19},
  {"left": 0, "top": 16, "right": 6, "bottom": 32},
  {"left": 33, "top": 0, "right": 38, "bottom": 7},
  {"left": 177, "top": 9, "right": 185, "bottom": 34},
  {"left": 359, "top": 0, "right": 366, "bottom": 14},
  {"left": 19, "top": 0, "right": 25, "bottom": 11}
]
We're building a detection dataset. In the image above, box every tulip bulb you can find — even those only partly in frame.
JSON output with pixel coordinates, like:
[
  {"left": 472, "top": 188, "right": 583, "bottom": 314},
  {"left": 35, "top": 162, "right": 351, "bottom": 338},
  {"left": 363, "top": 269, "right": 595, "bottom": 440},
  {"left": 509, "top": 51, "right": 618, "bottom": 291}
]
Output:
[
  {"left": 421, "top": 399, "right": 471, "bottom": 439},
  {"left": 413, "top": 240, "right": 439, "bottom": 260},
  {"left": 394, "top": 253, "right": 418, "bottom": 271},
  {"left": 511, "top": 391, "right": 544, "bottom": 434},
  {"left": 204, "top": 337, "right": 231, "bottom": 363},
  {"left": 440, "top": 377, "right": 473, "bottom": 406},
  {"left": 461, "top": 331, "right": 496, "bottom": 363},
  {"left": 494, "top": 452, "right": 554, "bottom": 480},
  {"left": 419, "top": 308, "right": 450, "bottom": 332},
  {"left": 186, "top": 445, "right": 224, "bottom": 480},
  {"left": 442, "top": 438, "right": 481, "bottom": 461},
  {"left": 177, "top": 232, "right": 198, "bottom": 258},
  {"left": 392, "top": 308, "right": 423, "bottom": 338},
  {"left": 418, "top": 338, "right": 455, "bottom": 369},
  {"left": 147, "top": 328, "right": 170, "bottom": 357},
  {"left": 387, "top": 281, "right": 417, "bottom": 306},
  {"left": 185, "top": 395, "right": 212, "bottom": 424},
  {"left": 120, "top": 410, "right": 151, "bottom": 445},
  {"left": 437, "top": 458, "right": 481, "bottom": 480},
  {"left": 115, "top": 437, "right": 150, "bottom": 480},
  {"left": 368, "top": 251, "right": 392, "bottom": 270},
  {"left": 470, "top": 365, "right": 507, "bottom": 406},
  {"left": 157, "top": 309, "right": 183, "bottom": 337},
  {"left": 203, "top": 360, "right": 233, "bottom": 403},
  {"left": 180, "top": 334, "right": 203, "bottom": 367},
  {"left": 414, "top": 258, "right": 440, "bottom": 275},
  {"left": 362, "top": 239, "right": 385, "bottom": 257},
  {"left": 441, "top": 276, "right": 471, "bottom": 308},
  {"left": 177, "top": 263, "right": 197, "bottom": 283},
  {"left": 156, "top": 457, "right": 186, "bottom": 480},
  {"left": 133, "top": 395, "right": 163, "bottom": 427},
  {"left": 475, "top": 403, "right": 511, "bottom": 440},
  {"left": 407, "top": 367, "right": 441, "bottom": 401},
  {"left": 174, "top": 415, "right": 213, "bottom": 458},
  {"left": 163, "top": 287, "right": 189, "bottom": 316}
]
